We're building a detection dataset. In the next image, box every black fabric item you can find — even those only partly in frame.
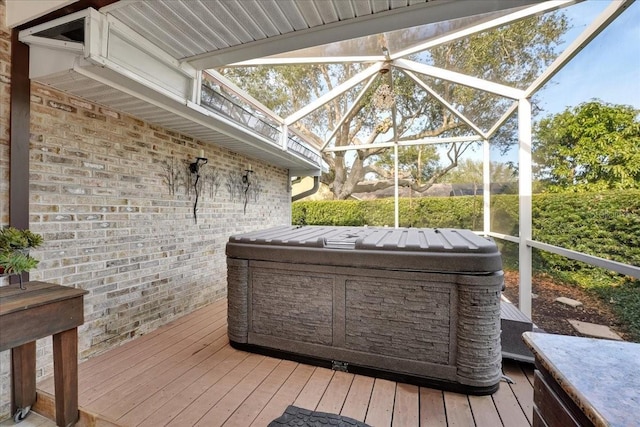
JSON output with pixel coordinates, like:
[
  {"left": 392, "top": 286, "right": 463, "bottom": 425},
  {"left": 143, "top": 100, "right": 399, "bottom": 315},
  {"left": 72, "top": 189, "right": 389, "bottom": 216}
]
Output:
[{"left": 268, "top": 405, "right": 372, "bottom": 427}]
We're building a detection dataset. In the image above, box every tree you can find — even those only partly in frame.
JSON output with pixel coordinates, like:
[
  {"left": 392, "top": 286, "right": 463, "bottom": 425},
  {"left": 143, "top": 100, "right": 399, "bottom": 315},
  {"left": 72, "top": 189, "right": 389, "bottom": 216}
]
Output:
[
  {"left": 221, "top": 13, "right": 568, "bottom": 199},
  {"left": 533, "top": 101, "right": 640, "bottom": 192},
  {"left": 445, "top": 159, "right": 518, "bottom": 195}
]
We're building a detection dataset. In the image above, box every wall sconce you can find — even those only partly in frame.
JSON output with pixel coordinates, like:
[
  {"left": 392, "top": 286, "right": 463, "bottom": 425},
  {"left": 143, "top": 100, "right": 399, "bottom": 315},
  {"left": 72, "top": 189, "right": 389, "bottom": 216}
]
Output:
[
  {"left": 242, "top": 165, "right": 253, "bottom": 214},
  {"left": 189, "top": 151, "right": 208, "bottom": 224}
]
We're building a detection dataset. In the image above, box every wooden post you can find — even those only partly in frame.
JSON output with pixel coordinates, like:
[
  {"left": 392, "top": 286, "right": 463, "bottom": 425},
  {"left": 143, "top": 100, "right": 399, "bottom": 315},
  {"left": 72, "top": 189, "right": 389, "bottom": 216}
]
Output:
[
  {"left": 10, "top": 342, "right": 36, "bottom": 415},
  {"left": 53, "top": 328, "right": 80, "bottom": 427}
]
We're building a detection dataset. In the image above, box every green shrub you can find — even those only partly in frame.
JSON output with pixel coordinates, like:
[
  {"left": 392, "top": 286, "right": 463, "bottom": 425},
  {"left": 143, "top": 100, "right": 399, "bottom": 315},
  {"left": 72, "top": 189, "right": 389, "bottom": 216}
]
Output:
[{"left": 292, "top": 200, "right": 365, "bottom": 226}]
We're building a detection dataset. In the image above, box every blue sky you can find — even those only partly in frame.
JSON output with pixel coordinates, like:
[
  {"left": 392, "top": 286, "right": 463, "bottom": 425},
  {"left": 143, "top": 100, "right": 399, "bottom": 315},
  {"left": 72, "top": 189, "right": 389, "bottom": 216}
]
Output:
[
  {"left": 484, "top": 1, "right": 640, "bottom": 164},
  {"left": 536, "top": 0, "right": 640, "bottom": 116}
]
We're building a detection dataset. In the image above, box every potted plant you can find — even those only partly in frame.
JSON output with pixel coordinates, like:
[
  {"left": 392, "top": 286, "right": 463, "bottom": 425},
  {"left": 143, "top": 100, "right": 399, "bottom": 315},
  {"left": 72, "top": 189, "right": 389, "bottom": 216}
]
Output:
[{"left": 0, "top": 226, "right": 43, "bottom": 289}]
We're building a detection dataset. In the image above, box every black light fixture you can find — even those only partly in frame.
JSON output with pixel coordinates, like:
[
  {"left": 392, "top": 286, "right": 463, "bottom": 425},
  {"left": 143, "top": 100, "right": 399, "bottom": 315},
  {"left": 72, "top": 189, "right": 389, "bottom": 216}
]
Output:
[
  {"left": 190, "top": 150, "right": 208, "bottom": 223},
  {"left": 242, "top": 165, "right": 253, "bottom": 214},
  {"left": 189, "top": 154, "right": 208, "bottom": 175}
]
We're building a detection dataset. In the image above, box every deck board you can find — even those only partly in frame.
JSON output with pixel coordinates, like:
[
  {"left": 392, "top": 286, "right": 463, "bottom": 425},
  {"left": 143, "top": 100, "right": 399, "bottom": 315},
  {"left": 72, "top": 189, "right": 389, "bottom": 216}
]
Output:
[
  {"left": 222, "top": 359, "right": 298, "bottom": 426},
  {"left": 392, "top": 383, "right": 420, "bottom": 426},
  {"left": 165, "top": 353, "right": 265, "bottom": 426},
  {"left": 419, "top": 388, "right": 447, "bottom": 426},
  {"left": 293, "top": 367, "right": 334, "bottom": 410},
  {"left": 503, "top": 362, "right": 534, "bottom": 424},
  {"left": 316, "top": 371, "right": 354, "bottom": 414},
  {"left": 364, "top": 379, "right": 396, "bottom": 426},
  {"left": 468, "top": 394, "right": 502, "bottom": 427},
  {"left": 340, "top": 374, "right": 375, "bottom": 422},
  {"left": 34, "top": 300, "right": 534, "bottom": 427},
  {"left": 249, "top": 363, "right": 316, "bottom": 426},
  {"left": 443, "top": 392, "right": 475, "bottom": 426},
  {"left": 491, "top": 377, "right": 531, "bottom": 427}
]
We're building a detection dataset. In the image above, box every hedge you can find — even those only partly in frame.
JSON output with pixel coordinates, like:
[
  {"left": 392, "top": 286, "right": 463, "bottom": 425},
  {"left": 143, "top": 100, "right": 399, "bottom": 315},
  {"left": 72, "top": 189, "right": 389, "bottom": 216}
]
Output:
[
  {"left": 293, "top": 191, "right": 640, "bottom": 340},
  {"left": 293, "top": 191, "right": 639, "bottom": 268}
]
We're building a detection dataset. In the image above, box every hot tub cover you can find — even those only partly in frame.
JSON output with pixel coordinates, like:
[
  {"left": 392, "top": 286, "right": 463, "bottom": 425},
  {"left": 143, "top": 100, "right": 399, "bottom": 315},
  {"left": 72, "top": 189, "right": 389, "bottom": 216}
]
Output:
[{"left": 226, "top": 225, "right": 501, "bottom": 273}]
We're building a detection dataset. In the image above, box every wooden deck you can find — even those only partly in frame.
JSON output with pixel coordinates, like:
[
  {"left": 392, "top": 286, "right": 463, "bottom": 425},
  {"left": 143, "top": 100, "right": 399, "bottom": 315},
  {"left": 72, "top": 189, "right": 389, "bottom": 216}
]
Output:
[{"left": 34, "top": 299, "right": 534, "bottom": 427}]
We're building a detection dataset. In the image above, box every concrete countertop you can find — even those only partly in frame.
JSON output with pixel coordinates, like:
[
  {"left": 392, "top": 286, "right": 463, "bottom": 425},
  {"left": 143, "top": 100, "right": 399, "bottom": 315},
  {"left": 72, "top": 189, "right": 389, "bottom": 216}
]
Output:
[{"left": 523, "top": 332, "right": 640, "bottom": 427}]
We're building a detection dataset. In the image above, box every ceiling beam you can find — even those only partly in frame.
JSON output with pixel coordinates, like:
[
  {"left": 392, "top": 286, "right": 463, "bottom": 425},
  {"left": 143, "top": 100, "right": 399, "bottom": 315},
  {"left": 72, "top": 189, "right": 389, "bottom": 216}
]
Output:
[
  {"left": 185, "top": 0, "right": 541, "bottom": 69},
  {"left": 321, "top": 74, "right": 378, "bottom": 151},
  {"left": 403, "top": 69, "right": 487, "bottom": 138},
  {"left": 284, "top": 62, "right": 383, "bottom": 126},
  {"left": 324, "top": 135, "right": 480, "bottom": 152},
  {"left": 394, "top": 58, "right": 525, "bottom": 99},
  {"left": 391, "top": 0, "right": 577, "bottom": 60}
]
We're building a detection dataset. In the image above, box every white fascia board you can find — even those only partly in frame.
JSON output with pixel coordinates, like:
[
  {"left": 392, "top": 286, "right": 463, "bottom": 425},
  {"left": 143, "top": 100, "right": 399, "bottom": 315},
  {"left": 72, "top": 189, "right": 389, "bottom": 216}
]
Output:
[
  {"left": 285, "top": 62, "right": 384, "bottom": 126},
  {"left": 85, "top": 7, "right": 105, "bottom": 59},
  {"left": 394, "top": 58, "right": 525, "bottom": 99},
  {"left": 323, "top": 135, "right": 479, "bottom": 152},
  {"left": 104, "top": 14, "right": 197, "bottom": 78},
  {"left": 403, "top": 69, "right": 486, "bottom": 138},
  {"left": 27, "top": 45, "right": 87, "bottom": 79},
  {"left": 18, "top": 35, "right": 84, "bottom": 53},
  {"left": 84, "top": 15, "right": 195, "bottom": 100},
  {"left": 392, "top": 0, "right": 577, "bottom": 60},
  {"left": 321, "top": 74, "right": 378, "bottom": 151},
  {"left": 82, "top": 53, "right": 188, "bottom": 105},
  {"left": 525, "top": 0, "right": 633, "bottom": 98},
  {"left": 289, "top": 167, "right": 323, "bottom": 177}
]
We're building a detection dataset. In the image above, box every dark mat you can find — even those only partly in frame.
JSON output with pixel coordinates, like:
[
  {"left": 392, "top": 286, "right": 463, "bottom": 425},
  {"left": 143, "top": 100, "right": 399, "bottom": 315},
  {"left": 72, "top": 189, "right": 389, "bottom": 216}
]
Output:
[{"left": 268, "top": 405, "right": 372, "bottom": 427}]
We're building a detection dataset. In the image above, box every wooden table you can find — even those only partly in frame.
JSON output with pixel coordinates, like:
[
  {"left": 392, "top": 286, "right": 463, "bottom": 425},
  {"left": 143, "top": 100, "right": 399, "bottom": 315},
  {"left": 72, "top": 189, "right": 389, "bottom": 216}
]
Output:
[{"left": 0, "top": 281, "right": 87, "bottom": 427}]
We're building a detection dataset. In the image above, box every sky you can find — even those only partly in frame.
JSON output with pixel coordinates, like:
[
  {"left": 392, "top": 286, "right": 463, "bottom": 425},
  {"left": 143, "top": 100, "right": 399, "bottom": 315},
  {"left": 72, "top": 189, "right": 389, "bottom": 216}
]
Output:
[
  {"left": 482, "top": 0, "right": 640, "bottom": 165},
  {"left": 536, "top": 0, "right": 640, "bottom": 116}
]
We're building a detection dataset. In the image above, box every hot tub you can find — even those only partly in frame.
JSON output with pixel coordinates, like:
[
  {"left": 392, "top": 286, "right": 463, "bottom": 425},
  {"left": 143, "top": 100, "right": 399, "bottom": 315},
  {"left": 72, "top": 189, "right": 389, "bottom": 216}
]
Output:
[{"left": 226, "top": 226, "right": 503, "bottom": 394}]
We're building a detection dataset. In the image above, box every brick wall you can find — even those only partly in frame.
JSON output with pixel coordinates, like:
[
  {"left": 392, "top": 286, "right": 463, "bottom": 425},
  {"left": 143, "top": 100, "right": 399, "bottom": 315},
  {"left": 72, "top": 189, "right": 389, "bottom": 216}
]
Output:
[{"left": 0, "top": 1, "right": 292, "bottom": 419}]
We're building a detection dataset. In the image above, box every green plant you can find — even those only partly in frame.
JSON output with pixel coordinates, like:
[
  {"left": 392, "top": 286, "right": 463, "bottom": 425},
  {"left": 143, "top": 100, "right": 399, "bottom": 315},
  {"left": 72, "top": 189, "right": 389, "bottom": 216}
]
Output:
[{"left": 0, "top": 227, "right": 43, "bottom": 284}]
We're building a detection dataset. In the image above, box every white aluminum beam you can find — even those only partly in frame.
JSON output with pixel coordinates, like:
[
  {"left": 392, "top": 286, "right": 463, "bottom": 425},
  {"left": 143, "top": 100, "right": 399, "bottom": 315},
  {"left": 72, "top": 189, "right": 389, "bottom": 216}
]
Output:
[
  {"left": 394, "top": 59, "right": 525, "bottom": 99},
  {"left": 231, "top": 56, "right": 386, "bottom": 67},
  {"left": 185, "top": 0, "right": 541, "bottom": 69},
  {"left": 403, "top": 69, "right": 487, "bottom": 138},
  {"left": 518, "top": 98, "right": 533, "bottom": 318},
  {"left": 487, "top": 101, "right": 518, "bottom": 139},
  {"left": 487, "top": 231, "right": 520, "bottom": 244},
  {"left": 483, "top": 139, "right": 491, "bottom": 236},
  {"left": 527, "top": 239, "right": 640, "bottom": 280},
  {"left": 204, "top": 69, "right": 284, "bottom": 124},
  {"left": 321, "top": 74, "right": 378, "bottom": 151},
  {"left": 285, "top": 62, "right": 383, "bottom": 125},
  {"left": 394, "top": 144, "right": 400, "bottom": 229},
  {"left": 324, "top": 135, "right": 479, "bottom": 152},
  {"left": 391, "top": 1, "right": 577, "bottom": 60},
  {"left": 488, "top": 234, "right": 640, "bottom": 279}
]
